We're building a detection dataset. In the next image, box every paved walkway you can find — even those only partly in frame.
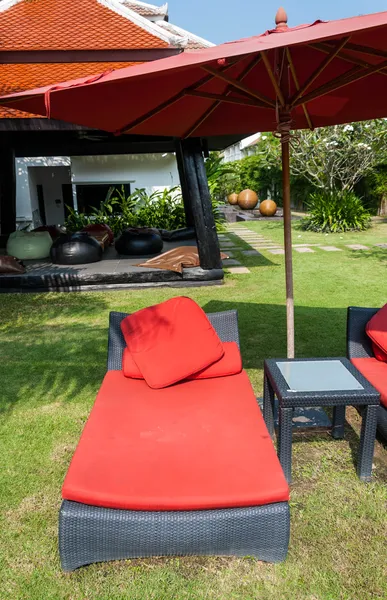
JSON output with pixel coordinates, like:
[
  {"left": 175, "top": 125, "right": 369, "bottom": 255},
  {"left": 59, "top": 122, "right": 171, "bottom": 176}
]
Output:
[{"left": 218, "top": 225, "right": 386, "bottom": 275}]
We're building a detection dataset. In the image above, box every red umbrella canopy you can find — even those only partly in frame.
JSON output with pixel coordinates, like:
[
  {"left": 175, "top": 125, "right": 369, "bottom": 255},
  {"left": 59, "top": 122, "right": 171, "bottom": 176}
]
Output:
[{"left": 2, "top": 9, "right": 387, "bottom": 136}]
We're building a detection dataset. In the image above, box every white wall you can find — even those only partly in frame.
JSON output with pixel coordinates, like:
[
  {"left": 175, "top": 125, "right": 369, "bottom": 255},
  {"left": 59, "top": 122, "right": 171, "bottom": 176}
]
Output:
[
  {"left": 71, "top": 153, "right": 179, "bottom": 192},
  {"left": 29, "top": 166, "right": 71, "bottom": 225},
  {"left": 16, "top": 157, "right": 70, "bottom": 224},
  {"left": 16, "top": 153, "right": 179, "bottom": 226}
]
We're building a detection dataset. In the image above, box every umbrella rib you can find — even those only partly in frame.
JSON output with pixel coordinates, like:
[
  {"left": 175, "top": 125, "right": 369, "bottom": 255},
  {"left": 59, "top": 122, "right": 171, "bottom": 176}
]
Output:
[
  {"left": 185, "top": 90, "right": 266, "bottom": 107},
  {"left": 261, "top": 51, "right": 285, "bottom": 106},
  {"left": 117, "top": 62, "right": 239, "bottom": 135},
  {"left": 182, "top": 54, "right": 263, "bottom": 138},
  {"left": 285, "top": 48, "right": 314, "bottom": 130},
  {"left": 334, "top": 41, "right": 387, "bottom": 60},
  {"left": 291, "top": 37, "right": 350, "bottom": 105},
  {"left": 310, "top": 42, "right": 387, "bottom": 77},
  {"left": 202, "top": 65, "right": 276, "bottom": 108},
  {"left": 291, "top": 58, "right": 387, "bottom": 108}
]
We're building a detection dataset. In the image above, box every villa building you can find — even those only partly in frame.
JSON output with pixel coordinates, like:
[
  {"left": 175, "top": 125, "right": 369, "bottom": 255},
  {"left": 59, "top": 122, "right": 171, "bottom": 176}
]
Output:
[{"left": 0, "top": 0, "right": 213, "bottom": 230}]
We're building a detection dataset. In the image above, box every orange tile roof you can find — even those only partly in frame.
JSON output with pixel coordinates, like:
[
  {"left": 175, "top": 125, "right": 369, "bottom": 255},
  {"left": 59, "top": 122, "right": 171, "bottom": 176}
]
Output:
[
  {"left": 0, "top": 62, "right": 136, "bottom": 118},
  {"left": 0, "top": 0, "right": 212, "bottom": 120},
  {"left": 0, "top": 0, "right": 168, "bottom": 50}
]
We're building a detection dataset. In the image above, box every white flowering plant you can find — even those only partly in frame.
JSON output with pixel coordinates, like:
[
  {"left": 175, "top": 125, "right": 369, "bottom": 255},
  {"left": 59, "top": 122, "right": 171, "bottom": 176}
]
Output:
[{"left": 290, "top": 120, "right": 387, "bottom": 192}]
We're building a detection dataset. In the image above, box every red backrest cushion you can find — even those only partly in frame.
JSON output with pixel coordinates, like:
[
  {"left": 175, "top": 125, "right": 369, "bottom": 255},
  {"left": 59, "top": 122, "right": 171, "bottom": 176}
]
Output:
[
  {"left": 366, "top": 304, "right": 387, "bottom": 361},
  {"left": 122, "top": 341, "right": 242, "bottom": 380},
  {"left": 120, "top": 297, "right": 224, "bottom": 389},
  {"left": 371, "top": 342, "right": 387, "bottom": 362}
]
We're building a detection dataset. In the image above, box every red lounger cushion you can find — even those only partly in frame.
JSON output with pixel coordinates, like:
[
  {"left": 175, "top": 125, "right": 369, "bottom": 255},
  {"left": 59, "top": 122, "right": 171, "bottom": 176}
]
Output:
[
  {"left": 351, "top": 358, "right": 387, "bottom": 408},
  {"left": 372, "top": 343, "right": 387, "bottom": 362},
  {"left": 120, "top": 297, "right": 224, "bottom": 389},
  {"left": 366, "top": 304, "right": 387, "bottom": 360},
  {"left": 62, "top": 370, "right": 289, "bottom": 511},
  {"left": 122, "top": 341, "right": 242, "bottom": 380}
]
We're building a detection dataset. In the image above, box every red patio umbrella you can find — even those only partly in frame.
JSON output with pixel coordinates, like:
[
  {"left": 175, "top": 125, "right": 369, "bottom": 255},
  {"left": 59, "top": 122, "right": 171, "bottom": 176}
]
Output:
[{"left": 3, "top": 8, "right": 387, "bottom": 356}]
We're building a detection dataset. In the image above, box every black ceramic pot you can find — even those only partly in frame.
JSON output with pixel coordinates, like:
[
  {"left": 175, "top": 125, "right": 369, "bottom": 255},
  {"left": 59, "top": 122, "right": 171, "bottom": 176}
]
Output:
[
  {"left": 50, "top": 232, "right": 102, "bottom": 265},
  {"left": 159, "top": 227, "right": 196, "bottom": 242},
  {"left": 115, "top": 228, "right": 163, "bottom": 256}
]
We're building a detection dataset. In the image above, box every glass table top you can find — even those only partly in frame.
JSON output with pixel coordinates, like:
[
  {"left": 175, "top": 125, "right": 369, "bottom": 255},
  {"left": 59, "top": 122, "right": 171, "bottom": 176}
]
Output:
[{"left": 277, "top": 360, "right": 364, "bottom": 392}]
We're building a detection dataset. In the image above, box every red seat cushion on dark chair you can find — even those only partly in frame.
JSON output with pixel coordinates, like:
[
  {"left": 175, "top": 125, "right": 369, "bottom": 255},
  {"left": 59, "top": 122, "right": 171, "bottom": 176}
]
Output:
[
  {"left": 351, "top": 358, "right": 387, "bottom": 408},
  {"left": 62, "top": 370, "right": 289, "bottom": 511},
  {"left": 366, "top": 304, "right": 387, "bottom": 360},
  {"left": 122, "top": 341, "right": 242, "bottom": 380},
  {"left": 120, "top": 297, "right": 224, "bottom": 389}
]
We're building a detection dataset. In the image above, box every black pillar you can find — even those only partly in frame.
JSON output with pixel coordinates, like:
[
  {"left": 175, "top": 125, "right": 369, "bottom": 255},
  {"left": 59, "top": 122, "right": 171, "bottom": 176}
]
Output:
[
  {"left": 175, "top": 139, "right": 194, "bottom": 227},
  {"left": 0, "top": 135, "right": 16, "bottom": 236},
  {"left": 181, "top": 138, "right": 222, "bottom": 270}
]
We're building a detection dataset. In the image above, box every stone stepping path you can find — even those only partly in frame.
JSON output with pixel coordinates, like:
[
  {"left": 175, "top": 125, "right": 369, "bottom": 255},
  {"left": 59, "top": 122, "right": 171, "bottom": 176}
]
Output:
[
  {"left": 268, "top": 248, "right": 285, "bottom": 255},
  {"left": 242, "top": 249, "right": 262, "bottom": 256},
  {"left": 224, "top": 227, "right": 386, "bottom": 263},
  {"left": 227, "top": 266, "right": 251, "bottom": 274},
  {"left": 222, "top": 258, "right": 241, "bottom": 266},
  {"left": 320, "top": 246, "right": 342, "bottom": 252},
  {"left": 346, "top": 244, "right": 370, "bottom": 250}
]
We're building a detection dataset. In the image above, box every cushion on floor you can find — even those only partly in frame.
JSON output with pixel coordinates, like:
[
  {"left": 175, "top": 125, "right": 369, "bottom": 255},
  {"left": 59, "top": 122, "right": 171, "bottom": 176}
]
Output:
[
  {"left": 120, "top": 297, "right": 224, "bottom": 389},
  {"left": 62, "top": 370, "right": 289, "bottom": 511},
  {"left": 122, "top": 341, "right": 242, "bottom": 380},
  {"left": 351, "top": 358, "right": 387, "bottom": 408},
  {"left": 366, "top": 304, "right": 387, "bottom": 360}
]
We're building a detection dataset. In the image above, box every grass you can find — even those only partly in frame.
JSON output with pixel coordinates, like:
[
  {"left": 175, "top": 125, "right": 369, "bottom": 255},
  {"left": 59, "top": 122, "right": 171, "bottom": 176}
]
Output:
[
  {"left": 1, "top": 219, "right": 386, "bottom": 599},
  {"left": 246, "top": 218, "right": 387, "bottom": 248}
]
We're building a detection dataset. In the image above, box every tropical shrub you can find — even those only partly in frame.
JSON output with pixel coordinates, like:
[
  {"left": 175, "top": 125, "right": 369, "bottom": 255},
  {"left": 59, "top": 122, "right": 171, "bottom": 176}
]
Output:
[
  {"left": 65, "top": 184, "right": 225, "bottom": 235},
  {"left": 301, "top": 190, "right": 371, "bottom": 233},
  {"left": 131, "top": 187, "right": 186, "bottom": 231},
  {"left": 205, "top": 152, "right": 240, "bottom": 203}
]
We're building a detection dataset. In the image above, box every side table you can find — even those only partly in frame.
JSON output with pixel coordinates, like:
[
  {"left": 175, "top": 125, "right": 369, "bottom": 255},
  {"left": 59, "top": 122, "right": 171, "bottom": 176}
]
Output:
[{"left": 263, "top": 358, "right": 379, "bottom": 483}]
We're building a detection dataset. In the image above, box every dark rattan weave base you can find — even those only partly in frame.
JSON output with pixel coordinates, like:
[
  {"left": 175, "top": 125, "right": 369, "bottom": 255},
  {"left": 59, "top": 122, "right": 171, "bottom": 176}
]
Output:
[
  {"left": 59, "top": 310, "right": 289, "bottom": 570},
  {"left": 59, "top": 500, "right": 290, "bottom": 571}
]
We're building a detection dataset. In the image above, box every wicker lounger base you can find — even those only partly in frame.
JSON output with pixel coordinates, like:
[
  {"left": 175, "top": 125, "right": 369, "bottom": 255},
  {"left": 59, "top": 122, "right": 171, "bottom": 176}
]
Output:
[
  {"left": 59, "top": 500, "right": 290, "bottom": 571},
  {"left": 376, "top": 405, "right": 387, "bottom": 440}
]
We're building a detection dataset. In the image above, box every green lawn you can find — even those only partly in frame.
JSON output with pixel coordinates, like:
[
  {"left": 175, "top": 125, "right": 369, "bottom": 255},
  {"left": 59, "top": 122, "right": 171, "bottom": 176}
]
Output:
[
  {"left": 1, "top": 220, "right": 386, "bottom": 600},
  {"left": 242, "top": 218, "right": 387, "bottom": 248}
]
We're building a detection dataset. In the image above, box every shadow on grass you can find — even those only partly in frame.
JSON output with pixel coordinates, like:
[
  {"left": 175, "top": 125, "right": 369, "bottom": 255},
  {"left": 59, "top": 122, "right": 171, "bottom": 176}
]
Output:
[
  {"left": 203, "top": 300, "right": 348, "bottom": 368},
  {"left": 349, "top": 247, "right": 387, "bottom": 263},
  {"left": 0, "top": 293, "right": 110, "bottom": 416}
]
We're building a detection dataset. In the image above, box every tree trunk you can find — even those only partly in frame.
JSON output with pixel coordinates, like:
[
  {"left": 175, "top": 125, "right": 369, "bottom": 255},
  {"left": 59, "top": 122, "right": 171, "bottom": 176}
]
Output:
[{"left": 378, "top": 195, "right": 387, "bottom": 216}]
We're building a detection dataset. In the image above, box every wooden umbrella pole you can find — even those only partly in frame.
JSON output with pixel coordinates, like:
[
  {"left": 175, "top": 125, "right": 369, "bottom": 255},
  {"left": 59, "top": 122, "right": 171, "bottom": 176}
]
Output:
[
  {"left": 281, "top": 126, "right": 295, "bottom": 358},
  {"left": 273, "top": 9, "right": 295, "bottom": 357}
]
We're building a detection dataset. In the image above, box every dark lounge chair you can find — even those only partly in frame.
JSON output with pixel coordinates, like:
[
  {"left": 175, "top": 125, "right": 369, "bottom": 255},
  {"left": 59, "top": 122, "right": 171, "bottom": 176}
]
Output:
[{"left": 347, "top": 307, "right": 387, "bottom": 441}]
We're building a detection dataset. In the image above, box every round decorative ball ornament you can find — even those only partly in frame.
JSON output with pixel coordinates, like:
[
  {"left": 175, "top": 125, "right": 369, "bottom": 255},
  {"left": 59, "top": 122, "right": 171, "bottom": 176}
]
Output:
[
  {"left": 237, "top": 189, "right": 258, "bottom": 210},
  {"left": 227, "top": 192, "right": 239, "bottom": 205},
  {"left": 259, "top": 199, "right": 277, "bottom": 217}
]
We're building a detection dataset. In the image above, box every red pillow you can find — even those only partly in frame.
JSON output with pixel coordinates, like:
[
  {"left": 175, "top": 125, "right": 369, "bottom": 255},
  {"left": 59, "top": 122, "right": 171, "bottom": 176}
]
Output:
[
  {"left": 372, "top": 342, "right": 387, "bottom": 362},
  {"left": 366, "top": 304, "right": 387, "bottom": 362},
  {"left": 120, "top": 297, "right": 224, "bottom": 389},
  {"left": 122, "top": 341, "right": 242, "bottom": 380}
]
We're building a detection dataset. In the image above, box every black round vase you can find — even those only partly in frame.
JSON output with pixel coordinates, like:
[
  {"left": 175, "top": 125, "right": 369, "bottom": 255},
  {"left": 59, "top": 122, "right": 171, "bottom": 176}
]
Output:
[
  {"left": 50, "top": 232, "right": 102, "bottom": 265},
  {"left": 115, "top": 228, "right": 163, "bottom": 256}
]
